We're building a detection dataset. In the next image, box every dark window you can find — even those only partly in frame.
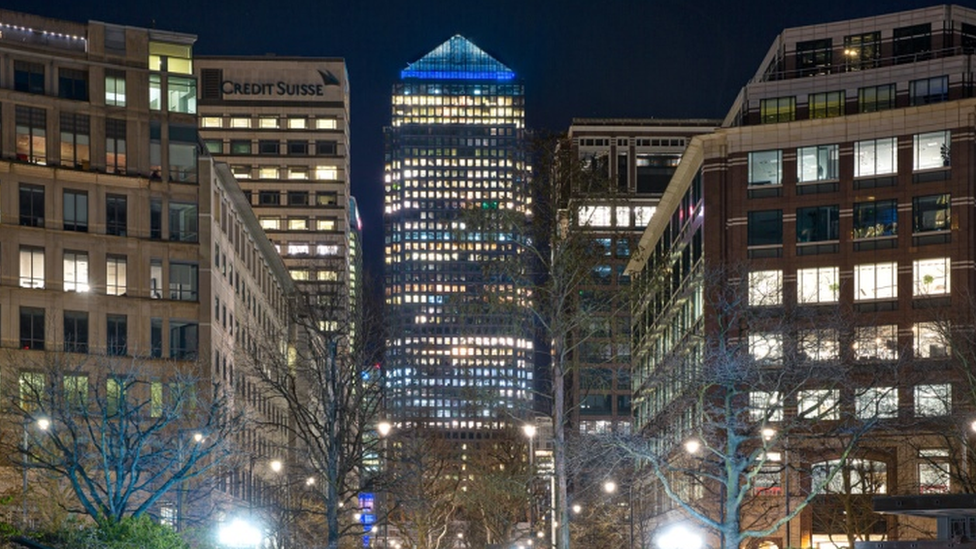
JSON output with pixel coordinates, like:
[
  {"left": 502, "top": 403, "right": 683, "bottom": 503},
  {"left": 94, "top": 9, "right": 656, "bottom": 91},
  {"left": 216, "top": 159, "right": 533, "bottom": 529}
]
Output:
[
  {"left": 204, "top": 140, "right": 222, "bottom": 154},
  {"left": 844, "top": 32, "right": 881, "bottom": 71},
  {"left": 796, "top": 38, "right": 832, "bottom": 76},
  {"left": 19, "top": 184, "right": 44, "bottom": 227},
  {"left": 760, "top": 97, "right": 795, "bottom": 124},
  {"left": 893, "top": 24, "right": 931, "bottom": 63},
  {"left": 259, "top": 191, "right": 281, "bottom": 205},
  {"left": 859, "top": 84, "right": 896, "bottom": 113},
  {"left": 288, "top": 191, "right": 309, "bottom": 206},
  {"left": 170, "top": 321, "right": 199, "bottom": 360},
  {"left": 58, "top": 68, "right": 88, "bottom": 101},
  {"left": 63, "top": 190, "right": 88, "bottom": 232},
  {"left": 59, "top": 112, "right": 91, "bottom": 168},
  {"left": 809, "top": 91, "right": 844, "bottom": 119},
  {"left": 168, "top": 123, "right": 197, "bottom": 183},
  {"left": 747, "top": 210, "right": 783, "bottom": 246},
  {"left": 230, "top": 140, "right": 250, "bottom": 154},
  {"left": 616, "top": 238, "right": 631, "bottom": 258},
  {"left": 963, "top": 23, "right": 976, "bottom": 53},
  {"left": 63, "top": 311, "right": 89, "bottom": 353},
  {"left": 853, "top": 200, "right": 898, "bottom": 239},
  {"left": 20, "top": 307, "right": 44, "bottom": 350},
  {"left": 105, "top": 118, "right": 126, "bottom": 174},
  {"left": 258, "top": 140, "right": 279, "bottom": 155},
  {"left": 169, "top": 202, "right": 199, "bottom": 242},
  {"left": 288, "top": 140, "right": 308, "bottom": 155},
  {"left": 913, "top": 194, "right": 951, "bottom": 233},
  {"left": 316, "top": 140, "right": 337, "bottom": 156},
  {"left": 14, "top": 61, "right": 44, "bottom": 94},
  {"left": 16, "top": 105, "right": 47, "bottom": 164},
  {"left": 169, "top": 262, "right": 198, "bottom": 301},
  {"left": 797, "top": 205, "right": 840, "bottom": 242},
  {"left": 316, "top": 192, "right": 338, "bottom": 206},
  {"left": 150, "top": 318, "right": 163, "bottom": 358},
  {"left": 107, "top": 315, "right": 127, "bottom": 356},
  {"left": 910, "top": 76, "right": 948, "bottom": 106},
  {"left": 580, "top": 394, "right": 612, "bottom": 416},
  {"left": 106, "top": 194, "right": 127, "bottom": 236},
  {"left": 150, "top": 198, "right": 162, "bottom": 240}
]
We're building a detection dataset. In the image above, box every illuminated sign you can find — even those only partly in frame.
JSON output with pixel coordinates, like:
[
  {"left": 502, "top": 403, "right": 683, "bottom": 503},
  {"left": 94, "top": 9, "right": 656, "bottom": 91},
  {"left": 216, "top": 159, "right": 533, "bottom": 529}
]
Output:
[{"left": 222, "top": 69, "right": 340, "bottom": 97}]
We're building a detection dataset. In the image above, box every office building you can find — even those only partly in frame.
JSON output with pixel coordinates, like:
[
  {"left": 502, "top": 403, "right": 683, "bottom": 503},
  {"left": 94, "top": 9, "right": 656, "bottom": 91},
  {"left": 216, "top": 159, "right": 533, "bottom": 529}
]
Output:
[
  {"left": 195, "top": 57, "right": 354, "bottom": 337},
  {"left": 383, "top": 35, "right": 533, "bottom": 435},
  {"left": 564, "top": 118, "right": 718, "bottom": 435},
  {"left": 0, "top": 9, "right": 294, "bottom": 529},
  {"left": 628, "top": 6, "right": 976, "bottom": 548}
]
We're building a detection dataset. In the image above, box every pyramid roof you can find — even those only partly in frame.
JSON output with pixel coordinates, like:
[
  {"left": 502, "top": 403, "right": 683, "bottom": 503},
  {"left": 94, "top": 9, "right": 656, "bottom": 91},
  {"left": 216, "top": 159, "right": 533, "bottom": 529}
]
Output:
[{"left": 401, "top": 35, "right": 515, "bottom": 81}]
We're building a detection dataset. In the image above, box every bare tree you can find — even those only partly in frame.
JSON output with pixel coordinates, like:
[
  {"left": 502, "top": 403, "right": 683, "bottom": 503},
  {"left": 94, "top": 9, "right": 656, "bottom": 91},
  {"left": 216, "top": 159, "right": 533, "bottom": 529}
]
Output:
[
  {"left": 241, "top": 270, "right": 386, "bottom": 549},
  {"left": 2, "top": 349, "right": 242, "bottom": 527},
  {"left": 386, "top": 429, "right": 463, "bottom": 549},
  {"left": 606, "top": 263, "right": 888, "bottom": 549}
]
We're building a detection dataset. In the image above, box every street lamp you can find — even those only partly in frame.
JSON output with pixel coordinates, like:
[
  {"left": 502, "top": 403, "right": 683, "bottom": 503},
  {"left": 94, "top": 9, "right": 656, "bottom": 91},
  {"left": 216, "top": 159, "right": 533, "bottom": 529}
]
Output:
[
  {"left": 523, "top": 423, "right": 537, "bottom": 543},
  {"left": 270, "top": 459, "right": 283, "bottom": 473},
  {"left": 603, "top": 480, "right": 617, "bottom": 494},
  {"left": 377, "top": 421, "right": 392, "bottom": 438},
  {"left": 656, "top": 525, "right": 701, "bottom": 549},
  {"left": 219, "top": 517, "right": 263, "bottom": 548}
]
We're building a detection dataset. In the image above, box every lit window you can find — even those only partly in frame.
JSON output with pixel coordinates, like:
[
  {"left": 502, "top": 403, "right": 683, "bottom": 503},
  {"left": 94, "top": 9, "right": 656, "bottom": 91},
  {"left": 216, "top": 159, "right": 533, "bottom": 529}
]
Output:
[
  {"left": 853, "top": 325, "right": 898, "bottom": 361},
  {"left": 148, "top": 41, "right": 192, "bottom": 74},
  {"left": 578, "top": 206, "right": 611, "bottom": 227},
  {"left": 798, "top": 329, "right": 839, "bottom": 361},
  {"left": 231, "top": 165, "right": 251, "bottom": 179},
  {"left": 918, "top": 449, "right": 950, "bottom": 494},
  {"left": 856, "top": 387, "right": 898, "bottom": 419},
  {"left": 854, "top": 262, "right": 897, "bottom": 301},
  {"left": 19, "top": 247, "right": 45, "bottom": 288},
  {"left": 259, "top": 217, "right": 280, "bottom": 230},
  {"left": 230, "top": 117, "right": 251, "bottom": 128},
  {"left": 288, "top": 218, "right": 308, "bottom": 230},
  {"left": 748, "top": 332, "right": 782, "bottom": 364},
  {"left": 914, "top": 322, "right": 948, "bottom": 358},
  {"left": 855, "top": 138, "right": 897, "bottom": 177},
  {"left": 63, "top": 251, "right": 90, "bottom": 292},
  {"left": 317, "top": 219, "right": 336, "bottom": 231},
  {"left": 316, "top": 244, "right": 339, "bottom": 256},
  {"left": 287, "top": 117, "right": 307, "bottom": 129},
  {"left": 633, "top": 206, "right": 656, "bottom": 226},
  {"left": 797, "top": 144, "right": 838, "bottom": 182},
  {"left": 797, "top": 389, "right": 839, "bottom": 420},
  {"left": 106, "top": 256, "right": 127, "bottom": 296},
  {"left": 315, "top": 118, "right": 337, "bottom": 130},
  {"left": 258, "top": 116, "right": 278, "bottom": 129},
  {"left": 167, "top": 76, "right": 196, "bottom": 114},
  {"left": 288, "top": 167, "right": 308, "bottom": 180},
  {"left": 749, "top": 391, "right": 783, "bottom": 422},
  {"left": 200, "top": 117, "right": 222, "bottom": 128},
  {"left": 797, "top": 266, "right": 838, "bottom": 303},
  {"left": 747, "top": 150, "right": 782, "bottom": 186},
  {"left": 259, "top": 166, "right": 279, "bottom": 179},
  {"left": 914, "top": 131, "right": 950, "bottom": 170},
  {"left": 915, "top": 384, "right": 950, "bottom": 416},
  {"left": 748, "top": 270, "right": 782, "bottom": 306},
  {"left": 615, "top": 207, "right": 630, "bottom": 227},
  {"left": 317, "top": 270, "right": 338, "bottom": 281},
  {"left": 315, "top": 166, "right": 338, "bottom": 180},
  {"left": 913, "top": 258, "right": 950, "bottom": 296},
  {"left": 289, "top": 269, "right": 310, "bottom": 281},
  {"left": 287, "top": 243, "right": 309, "bottom": 255},
  {"left": 105, "top": 70, "right": 126, "bottom": 107}
]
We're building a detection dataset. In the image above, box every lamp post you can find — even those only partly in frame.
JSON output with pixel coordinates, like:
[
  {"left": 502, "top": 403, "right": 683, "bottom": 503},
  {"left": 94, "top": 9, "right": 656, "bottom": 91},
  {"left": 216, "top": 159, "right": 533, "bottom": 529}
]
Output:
[
  {"left": 377, "top": 421, "right": 392, "bottom": 548},
  {"left": 22, "top": 417, "right": 49, "bottom": 526},
  {"left": 523, "top": 423, "right": 537, "bottom": 543},
  {"left": 176, "top": 431, "right": 204, "bottom": 531}
]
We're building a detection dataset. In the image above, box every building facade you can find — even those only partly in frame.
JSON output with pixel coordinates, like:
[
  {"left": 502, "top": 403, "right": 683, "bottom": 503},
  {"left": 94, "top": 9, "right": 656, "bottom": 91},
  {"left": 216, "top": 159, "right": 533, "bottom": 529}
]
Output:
[
  {"left": 383, "top": 36, "right": 534, "bottom": 436},
  {"left": 629, "top": 5, "right": 976, "bottom": 549},
  {"left": 565, "top": 118, "right": 718, "bottom": 435},
  {"left": 195, "top": 57, "right": 354, "bottom": 338},
  {"left": 0, "top": 9, "right": 294, "bottom": 530}
]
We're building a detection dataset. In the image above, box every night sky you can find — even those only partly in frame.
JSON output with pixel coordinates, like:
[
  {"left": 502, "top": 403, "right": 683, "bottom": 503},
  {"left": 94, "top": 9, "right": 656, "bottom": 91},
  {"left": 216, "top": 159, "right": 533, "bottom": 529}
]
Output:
[{"left": 7, "top": 0, "right": 975, "bottom": 276}]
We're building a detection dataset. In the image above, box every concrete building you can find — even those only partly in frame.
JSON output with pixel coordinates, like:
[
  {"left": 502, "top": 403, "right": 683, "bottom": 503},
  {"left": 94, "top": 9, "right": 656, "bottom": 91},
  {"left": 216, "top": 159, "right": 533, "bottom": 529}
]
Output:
[
  {"left": 383, "top": 36, "right": 534, "bottom": 436},
  {"left": 0, "top": 9, "right": 294, "bottom": 530},
  {"left": 628, "top": 5, "right": 976, "bottom": 549},
  {"left": 195, "top": 57, "right": 354, "bottom": 339},
  {"left": 564, "top": 118, "right": 718, "bottom": 435}
]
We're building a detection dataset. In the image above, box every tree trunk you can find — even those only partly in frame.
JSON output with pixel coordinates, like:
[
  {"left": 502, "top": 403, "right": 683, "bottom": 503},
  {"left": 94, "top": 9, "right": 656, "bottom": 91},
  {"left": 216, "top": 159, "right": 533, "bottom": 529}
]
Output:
[{"left": 553, "top": 342, "right": 570, "bottom": 549}]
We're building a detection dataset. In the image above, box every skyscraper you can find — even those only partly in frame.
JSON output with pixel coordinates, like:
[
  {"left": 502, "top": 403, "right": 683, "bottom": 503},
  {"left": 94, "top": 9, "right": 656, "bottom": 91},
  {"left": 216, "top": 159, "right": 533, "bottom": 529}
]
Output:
[{"left": 384, "top": 36, "right": 533, "bottom": 435}]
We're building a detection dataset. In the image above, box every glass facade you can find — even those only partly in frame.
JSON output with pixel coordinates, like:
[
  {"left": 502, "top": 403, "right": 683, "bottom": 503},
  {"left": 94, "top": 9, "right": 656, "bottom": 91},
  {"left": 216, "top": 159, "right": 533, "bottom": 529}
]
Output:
[{"left": 384, "top": 36, "right": 532, "bottom": 430}]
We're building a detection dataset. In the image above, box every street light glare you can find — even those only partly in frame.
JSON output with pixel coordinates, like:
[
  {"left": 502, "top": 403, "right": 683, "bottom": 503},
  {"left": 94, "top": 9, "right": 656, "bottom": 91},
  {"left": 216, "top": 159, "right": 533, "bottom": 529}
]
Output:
[
  {"left": 657, "top": 525, "right": 701, "bottom": 549},
  {"left": 684, "top": 439, "right": 701, "bottom": 454},
  {"left": 572, "top": 503, "right": 582, "bottom": 514},
  {"left": 522, "top": 424, "right": 537, "bottom": 438},
  {"left": 270, "top": 460, "right": 283, "bottom": 473},
  {"left": 603, "top": 480, "right": 617, "bottom": 493},
  {"left": 36, "top": 418, "right": 50, "bottom": 431},
  {"left": 377, "top": 421, "right": 392, "bottom": 437},
  {"left": 219, "top": 518, "right": 262, "bottom": 548},
  {"left": 193, "top": 432, "right": 204, "bottom": 443}
]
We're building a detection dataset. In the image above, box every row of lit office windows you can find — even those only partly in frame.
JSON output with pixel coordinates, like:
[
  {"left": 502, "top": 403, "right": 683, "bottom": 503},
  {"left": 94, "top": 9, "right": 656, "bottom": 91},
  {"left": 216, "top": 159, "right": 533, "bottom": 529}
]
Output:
[
  {"left": 258, "top": 217, "right": 337, "bottom": 231},
  {"left": 200, "top": 116, "right": 338, "bottom": 130},
  {"left": 748, "top": 131, "right": 950, "bottom": 186},
  {"left": 393, "top": 95, "right": 516, "bottom": 106},
  {"left": 749, "top": 383, "right": 951, "bottom": 422},
  {"left": 230, "top": 165, "right": 339, "bottom": 181},
  {"left": 748, "top": 258, "right": 950, "bottom": 305},
  {"left": 747, "top": 321, "right": 946, "bottom": 364}
]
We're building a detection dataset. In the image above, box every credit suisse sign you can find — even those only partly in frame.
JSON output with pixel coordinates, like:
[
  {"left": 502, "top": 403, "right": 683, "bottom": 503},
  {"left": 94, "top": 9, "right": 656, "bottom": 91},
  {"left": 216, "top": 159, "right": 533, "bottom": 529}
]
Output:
[{"left": 220, "top": 69, "right": 342, "bottom": 99}]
